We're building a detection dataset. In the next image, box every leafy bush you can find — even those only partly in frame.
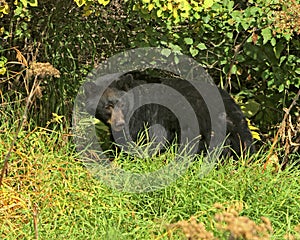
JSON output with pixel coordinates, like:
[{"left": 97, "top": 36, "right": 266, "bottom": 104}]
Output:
[{"left": 0, "top": 0, "right": 299, "bottom": 157}]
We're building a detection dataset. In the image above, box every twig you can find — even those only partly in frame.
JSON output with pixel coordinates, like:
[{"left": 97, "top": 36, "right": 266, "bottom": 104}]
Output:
[
  {"left": 33, "top": 203, "right": 39, "bottom": 240},
  {"left": 0, "top": 76, "right": 40, "bottom": 187},
  {"left": 225, "top": 28, "right": 258, "bottom": 91},
  {"left": 263, "top": 89, "right": 300, "bottom": 171}
]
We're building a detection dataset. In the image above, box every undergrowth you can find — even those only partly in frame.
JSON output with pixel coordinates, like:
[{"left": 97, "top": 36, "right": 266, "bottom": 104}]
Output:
[{"left": 0, "top": 116, "right": 299, "bottom": 239}]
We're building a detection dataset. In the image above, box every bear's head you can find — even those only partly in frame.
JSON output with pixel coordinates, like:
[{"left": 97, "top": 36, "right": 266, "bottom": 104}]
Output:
[{"left": 84, "top": 82, "right": 130, "bottom": 132}]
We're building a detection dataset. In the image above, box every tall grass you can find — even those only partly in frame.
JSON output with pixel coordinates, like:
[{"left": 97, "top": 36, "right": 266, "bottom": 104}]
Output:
[{"left": 0, "top": 104, "right": 299, "bottom": 239}]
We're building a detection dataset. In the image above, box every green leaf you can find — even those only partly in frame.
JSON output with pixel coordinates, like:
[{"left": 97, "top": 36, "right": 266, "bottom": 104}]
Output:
[
  {"left": 169, "top": 43, "right": 182, "bottom": 52},
  {"left": 160, "top": 40, "right": 167, "bottom": 46},
  {"left": 261, "top": 28, "right": 272, "bottom": 45},
  {"left": 203, "top": 0, "right": 214, "bottom": 9},
  {"left": 180, "top": 10, "right": 189, "bottom": 19},
  {"left": 98, "top": 0, "right": 110, "bottom": 6},
  {"left": 28, "top": 0, "right": 38, "bottom": 7},
  {"left": 0, "top": 67, "right": 6, "bottom": 75},
  {"left": 184, "top": 37, "right": 193, "bottom": 45},
  {"left": 278, "top": 83, "right": 285, "bottom": 92},
  {"left": 241, "top": 19, "right": 250, "bottom": 30},
  {"left": 74, "top": 0, "right": 86, "bottom": 7},
  {"left": 274, "top": 41, "right": 285, "bottom": 59},
  {"left": 161, "top": 48, "right": 171, "bottom": 57},
  {"left": 189, "top": 46, "right": 199, "bottom": 57},
  {"left": 20, "top": 0, "right": 28, "bottom": 7},
  {"left": 241, "top": 99, "right": 260, "bottom": 118},
  {"left": 203, "top": 23, "right": 214, "bottom": 31},
  {"left": 249, "top": 6, "right": 260, "bottom": 15},
  {"left": 231, "top": 64, "right": 237, "bottom": 74},
  {"left": 196, "top": 43, "right": 207, "bottom": 50},
  {"left": 202, "top": 15, "right": 210, "bottom": 23},
  {"left": 226, "top": 32, "right": 233, "bottom": 38},
  {"left": 262, "top": 69, "right": 271, "bottom": 81},
  {"left": 246, "top": 119, "right": 261, "bottom": 140},
  {"left": 148, "top": 3, "right": 155, "bottom": 11},
  {"left": 173, "top": 33, "right": 180, "bottom": 39},
  {"left": 267, "top": 78, "right": 274, "bottom": 87},
  {"left": 227, "top": 0, "right": 234, "bottom": 11},
  {"left": 157, "top": 9, "right": 163, "bottom": 17},
  {"left": 174, "top": 55, "right": 179, "bottom": 64},
  {"left": 231, "top": 10, "right": 242, "bottom": 22},
  {"left": 283, "top": 33, "right": 291, "bottom": 41},
  {"left": 193, "top": 12, "right": 200, "bottom": 19},
  {"left": 0, "top": 56, "right": 7, "bottom": 67},
  {"left": 270, "top": 37, "right": 276, "bottom": 47},
  {"left": 251, "top": 131, "right": 261, "bottom": 140},
  {"left": 0, "top": 2, "right": 10, "bottom": 14}
]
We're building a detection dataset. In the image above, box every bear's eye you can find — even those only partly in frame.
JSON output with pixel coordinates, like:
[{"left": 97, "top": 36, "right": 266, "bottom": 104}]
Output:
[
  {"left": 118, "top": 102, "right": 125, "bottom": 108},
  {"left": 105, "top": 104, "right": 114, "bottom": 110}
]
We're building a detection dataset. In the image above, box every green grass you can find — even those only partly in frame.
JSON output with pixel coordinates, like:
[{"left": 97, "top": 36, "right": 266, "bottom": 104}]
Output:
[{"left": 0, "top": 122, "right": 299, "bottom": 239}]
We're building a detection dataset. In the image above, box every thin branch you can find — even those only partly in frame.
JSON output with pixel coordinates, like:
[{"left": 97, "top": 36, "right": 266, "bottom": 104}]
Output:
[
  {"left": 263, "top": 89, "right": 300, "bottom": 170},
  {"left": 33, "top": 202, "right": 39, "bottom": 240},
  {"left": 0, "top": 76, "right": 40, "bottom": 187},
  {"left": 225, "top": 28, "right": 258, "bottom": 91}
]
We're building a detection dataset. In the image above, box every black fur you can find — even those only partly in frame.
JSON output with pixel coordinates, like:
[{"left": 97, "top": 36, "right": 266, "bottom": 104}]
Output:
[{"left": 84, "top": 73, "right": 254, "bottom": 157}]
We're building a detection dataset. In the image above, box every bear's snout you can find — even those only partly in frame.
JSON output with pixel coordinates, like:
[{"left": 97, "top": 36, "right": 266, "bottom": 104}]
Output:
[{"left": 110, "top": 107, "right": 126, "bottom": 132}]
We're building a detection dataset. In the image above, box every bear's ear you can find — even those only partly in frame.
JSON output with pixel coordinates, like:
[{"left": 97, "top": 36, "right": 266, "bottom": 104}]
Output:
[
  {"left": 120, "top": 73, "right": 134, "bottom": 82},
  {"left": 119, "top": 74, "right": 134, "bottom": 91},
  {"left": 83, "top": 82, "right": 98, "bottom": 95}
]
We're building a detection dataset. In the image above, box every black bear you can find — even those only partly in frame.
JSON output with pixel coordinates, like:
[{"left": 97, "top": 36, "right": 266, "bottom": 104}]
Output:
[
  {"left": 84, "top": 74, "right": 180, "bottom": 152},
  {"left": 84, "top": 84, "right": 127, "bottom": 132},
  {"left": 84, "top": 72, "right": 254, "bottom": 158}
]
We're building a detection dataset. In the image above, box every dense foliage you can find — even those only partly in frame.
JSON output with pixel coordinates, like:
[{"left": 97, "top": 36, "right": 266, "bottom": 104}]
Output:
[
  {"left": 1, "top": 1, "right": 299, "bottom": 239},
  {"left": 0, "top": 0, "right": 299, "bottom": 153}
]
